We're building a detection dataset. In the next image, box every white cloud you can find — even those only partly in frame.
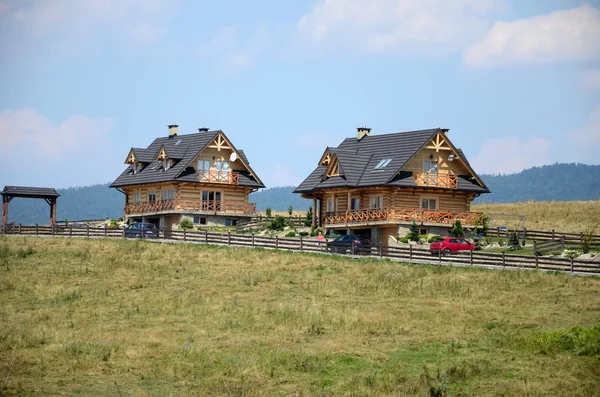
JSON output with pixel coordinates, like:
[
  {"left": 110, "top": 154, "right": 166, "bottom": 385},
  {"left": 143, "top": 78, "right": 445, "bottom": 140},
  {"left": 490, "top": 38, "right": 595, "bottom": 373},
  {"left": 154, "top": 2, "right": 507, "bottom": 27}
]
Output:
[
  {"left": 203, "top": 25, "right": 268, "bottom": 72},
  {"left": 3, "top": 0, "right": 178, "bottom": 50},
  {"left": 470, "top": 136, "right": 552, "bottom": 174},
  {"left": 0, "top": 108, "right": 113, "bottom": 155},
  {"left": 464, "top": 4, "right": 600, "bottom": 68},
  {"left": 296, "top": 0, "right": 504, "bottom": 56}
]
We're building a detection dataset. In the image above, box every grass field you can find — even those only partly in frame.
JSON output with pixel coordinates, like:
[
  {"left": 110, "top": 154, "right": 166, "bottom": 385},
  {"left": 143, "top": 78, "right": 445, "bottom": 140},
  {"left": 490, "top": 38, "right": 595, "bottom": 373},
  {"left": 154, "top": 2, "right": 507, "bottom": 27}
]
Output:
[
  {"left": 472, "top": 201, "right": 600, "bottom": 234},
  {"left": 1, "top": 236, "right": 599, "bottom": 396}
]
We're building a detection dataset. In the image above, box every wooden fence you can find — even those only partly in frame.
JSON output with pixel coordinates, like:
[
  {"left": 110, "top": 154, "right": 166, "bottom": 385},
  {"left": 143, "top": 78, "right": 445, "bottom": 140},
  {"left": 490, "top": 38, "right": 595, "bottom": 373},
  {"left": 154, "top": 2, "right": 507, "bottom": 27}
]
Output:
[
  {"left": 2, "top": 224, "right": 599, "bottom": 275},
  {"left": 491, "top": 227, "right": 600, "bottom": 245}
]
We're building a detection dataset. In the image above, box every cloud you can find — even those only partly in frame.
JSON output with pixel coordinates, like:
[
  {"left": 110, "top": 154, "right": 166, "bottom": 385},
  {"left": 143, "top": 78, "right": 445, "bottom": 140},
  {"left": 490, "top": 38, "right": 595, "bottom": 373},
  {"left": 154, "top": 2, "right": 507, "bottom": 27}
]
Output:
[
  {"left": 464, "top": 4, "right": 600, "bottom": 68},
  {"left": 470, "top": 136, "right": 552, "bottom": 174},
  {"left": 296, "top": 0, "right": 503, "bottom": 56},
  {"left": 203, "top": 25, "right": 268, "bottom": 72},
  {"left": 2, "top": 0, "right": 178, "bottom": 52},
  {"left": 0, "top": 108, "right": 113, "bottom": 155}
]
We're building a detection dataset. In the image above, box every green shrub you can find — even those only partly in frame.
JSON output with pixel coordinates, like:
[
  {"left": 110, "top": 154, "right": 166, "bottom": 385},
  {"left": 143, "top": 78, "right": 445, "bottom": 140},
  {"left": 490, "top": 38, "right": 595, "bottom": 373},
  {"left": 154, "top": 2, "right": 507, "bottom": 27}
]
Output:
[
  {"left": 265, "top": 207, "right": 272, "bottom": 218},
  {"left": 288, "top": 205, "right": 293, "bottom": 216},
  {"left": 406, "top": 221, "right": 420, "bottom": 242},
  {"left": 451, "top": 220, "right": 464, "bottom": 238},
  {"left": 428, "top": 235, "right": 441, "bottom": 243},
  {"left": 399, "top": 237, "right": 409, "bottom": 244},
  {"left": 508, "top": 231, "right": 521, "bottom": 251},
  {"left": 285, "top": 231, "right": 296, "bottom": 237},
  {"left": 582, "top": 226, "right": 596, "bottom": 254},
  {"left": 268, "top": 216, "right": 287, "bottom": 231},
  {"left": 299, "top": 231, "right": 309, "bottom": 237},
  {"left": 179, "top": 218, "right": 194, "bottom": 230},
  {"left": 304, "top": 206, "right": 313, "bottom": 227}
]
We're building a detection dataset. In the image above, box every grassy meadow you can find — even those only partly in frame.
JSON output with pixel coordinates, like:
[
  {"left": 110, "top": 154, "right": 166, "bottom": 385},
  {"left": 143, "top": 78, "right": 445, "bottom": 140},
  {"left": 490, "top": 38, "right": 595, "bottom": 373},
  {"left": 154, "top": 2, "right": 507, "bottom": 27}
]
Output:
[
  {"left": 1, "top": 236, "right": 599, "bottom": 396},
  {"left": 472, "top": 200, "right": 600, "bottom": 234}
]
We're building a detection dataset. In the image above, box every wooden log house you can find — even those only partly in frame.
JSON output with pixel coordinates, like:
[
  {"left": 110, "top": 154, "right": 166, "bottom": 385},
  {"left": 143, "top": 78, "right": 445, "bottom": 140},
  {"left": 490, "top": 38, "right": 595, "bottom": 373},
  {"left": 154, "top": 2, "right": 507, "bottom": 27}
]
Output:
[
  {"left": 110, "top": 125, "right": 265, "bottom": 229},
  {"left": 294, "top": 127, "right": 490, "bottom": 244}
]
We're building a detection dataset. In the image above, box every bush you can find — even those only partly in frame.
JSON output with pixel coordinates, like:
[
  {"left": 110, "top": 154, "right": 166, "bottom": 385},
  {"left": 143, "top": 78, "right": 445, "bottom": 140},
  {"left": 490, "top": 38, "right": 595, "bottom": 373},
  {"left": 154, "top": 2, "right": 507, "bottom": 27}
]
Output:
[
  {"left": 428, "top": 235, "right": 441, "bottom": 243},
  {"left": 299, "top": 231, "right": 309, "bottom": 237},
  {"left": 399, "top": 237, "right": 409, "bottom": 244},
  {"left": 265, "top": 207, "right": 272, "bottom": 218},
  {"left": 288, "top": 205, "right": 293, "bottom": 216},
  {"left": 508, "top": 231, "right": 522, "bottom": 251},
  {"left": 406, "top": 221, "right": 420, "bottom": 242},
  {"left": 582, "top": 226, "right": 596, "bottom": 254},
  {"left": 179, "top": 218, "right": 194, "bottom": 230},
  {"left": 285, "top": 231, "right": 296, "bottom": 237},
  {"left": 304, "top": 206, "right": 313, "bottom": 227},
  {"left": 268, "top": 215, "right": 287, "bottom": 231},
  {"left": 451, "top": 220, "right": 464, "bottom": 238}
]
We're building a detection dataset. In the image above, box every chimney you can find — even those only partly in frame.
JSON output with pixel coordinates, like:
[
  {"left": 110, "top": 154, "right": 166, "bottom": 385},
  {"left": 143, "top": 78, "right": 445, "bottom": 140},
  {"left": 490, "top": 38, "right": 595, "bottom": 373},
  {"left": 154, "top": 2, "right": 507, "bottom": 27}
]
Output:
[
  {"left": 198, "top": 127, "right": 209, "bottom": 132},
  {"left": 357, "top": 126, "right": 371, "bottom": 140},
  {"left": 441, "top": 128, "right": 449, "bottom": 137},
  {"left": 168, "top": 124, "right": 179, "bottom": 137}
]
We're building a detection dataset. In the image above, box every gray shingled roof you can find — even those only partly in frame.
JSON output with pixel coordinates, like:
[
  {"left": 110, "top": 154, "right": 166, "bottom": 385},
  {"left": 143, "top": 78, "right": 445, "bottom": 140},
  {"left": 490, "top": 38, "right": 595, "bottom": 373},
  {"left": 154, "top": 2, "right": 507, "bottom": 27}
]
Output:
[
  {"left": 111, "top": 130, "right": 264, "bottom": 189},
  {"left": 2, "top": 186, "right": 60, "bottom": 197},
  {"left": 294, "top": 128, "right": 489, "bottom": 194}
]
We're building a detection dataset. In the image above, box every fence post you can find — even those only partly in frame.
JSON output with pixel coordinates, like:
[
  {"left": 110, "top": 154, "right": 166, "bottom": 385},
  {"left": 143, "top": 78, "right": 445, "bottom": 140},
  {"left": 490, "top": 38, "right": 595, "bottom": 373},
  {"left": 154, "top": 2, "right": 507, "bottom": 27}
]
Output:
[
  {"left": 552, "top": 229, "right": 555, "bottom": 239},
  {"left": 522, "top": 228, "right": 527, "bottom": 246},
  {"left": 409, "top": 245, "right": 413, "bottom": 261},
  {"left": 379, "top": 242, "right": 383, "bottom": 258},
  {"left": 535, "top": 255, "right": 538, "bottom": 269},
  {"left": 300, "top": 236, "right": 303, "bottom": 251},
  {"left": 502, "top": 252, "right": 505, "bottom": 268},
  {"left": 580, "top": 232, "right": 584, "bottom": 245},
  {"left": 122, "top": 227, "right": 125, "bottom": 239},
  {"left": 533, "top": 240, "right": 537, "bottom": 255},
  {"left": 470, "top": 250, "right": 473, "bottom": 266},
  {"left": 252, "top": 233, "right": 255, "bottom": 248},
  {"left": 275, "top": 235, "right": 279, "bottom": 249},
  {"left": 438, "top": 246, "right": 442, "bottom": 265},
  {"left": 496, "top": 227, "right": 499, "bottom": 238},
  {"left": 228, "top": 231, "right": 231, "bottom": 245},
  {"left": 183, "top": 229, "right": 187, "bottom": 242},
  {"left": 205, "top": 230, "right": 208, "bottom": 244},
  {"left": 19, "top": 224, "right": 22, "bottom": 234},
  {"left": 51, "top": 224, "right": 55, "bottom": 236},
  {"left": 351, "top": 240, "right": 355, "bottom": 256},
  {"left": 104, "top": 226, "right": 107, "bottom": 237},
  {"left": 36, "top": 224, "right": 39, "bottom": 235},
  {"left": 570, "top": 256, "right": 574, "bottom": 273},
  {"left": 86, "top": 224, "right": 90, "bottom": 238}
]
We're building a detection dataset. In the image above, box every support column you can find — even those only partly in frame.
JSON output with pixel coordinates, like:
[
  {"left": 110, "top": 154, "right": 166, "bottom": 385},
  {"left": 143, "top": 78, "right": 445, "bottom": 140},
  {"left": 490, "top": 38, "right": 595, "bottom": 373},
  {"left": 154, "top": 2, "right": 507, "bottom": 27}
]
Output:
[
  {"left": 50, "top": 198, "right": 57, "bottom": 225},
  {"left": 1, "top": 197, "right": 9, "bottom": 226},
  {"left": 312, "top": 197, "right": 317, "bottom": 228}
]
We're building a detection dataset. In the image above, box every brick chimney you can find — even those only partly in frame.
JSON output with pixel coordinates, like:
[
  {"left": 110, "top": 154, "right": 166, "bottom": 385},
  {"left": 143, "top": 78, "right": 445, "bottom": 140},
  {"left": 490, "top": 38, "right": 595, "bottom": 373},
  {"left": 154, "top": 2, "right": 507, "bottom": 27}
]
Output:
[
  {"left": 168, "top": 124, "right": 179, "bottom": 137},
  {"left": 357, "top": 127, "right": 371, "bottom": 140}
]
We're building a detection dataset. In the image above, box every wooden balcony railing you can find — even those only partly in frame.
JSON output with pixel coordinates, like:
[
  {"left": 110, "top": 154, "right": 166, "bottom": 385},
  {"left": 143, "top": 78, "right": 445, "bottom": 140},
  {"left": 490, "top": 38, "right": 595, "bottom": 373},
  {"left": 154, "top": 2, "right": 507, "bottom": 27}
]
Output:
[
  {"left": 197, "top": 170, "right": 239, "bottom": 185},
  {"left": 412, "top": 172, "right": 458, "bottom": 188},
  {"left": 324, "top": 208, "right": 483, "bottom": 226},
  {"left": 125, "top": 199, "right": 256, "bottom": 215}
]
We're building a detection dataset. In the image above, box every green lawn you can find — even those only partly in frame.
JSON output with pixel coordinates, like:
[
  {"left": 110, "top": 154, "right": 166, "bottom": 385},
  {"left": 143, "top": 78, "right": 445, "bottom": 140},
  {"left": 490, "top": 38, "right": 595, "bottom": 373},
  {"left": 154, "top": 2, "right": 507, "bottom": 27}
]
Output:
[{"left": 1, "top": 236, "right": 599, "bottom": 396}]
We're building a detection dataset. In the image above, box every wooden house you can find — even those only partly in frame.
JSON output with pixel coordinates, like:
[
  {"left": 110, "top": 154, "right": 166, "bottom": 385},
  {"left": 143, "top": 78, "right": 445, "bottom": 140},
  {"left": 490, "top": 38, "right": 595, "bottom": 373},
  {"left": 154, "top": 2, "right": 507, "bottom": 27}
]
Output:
[
  {"left": 110, "top": 125, "right": 264, "bottom": 229},
  {"left": 294, "top": 127, "right": 489, "bottom": 244}
]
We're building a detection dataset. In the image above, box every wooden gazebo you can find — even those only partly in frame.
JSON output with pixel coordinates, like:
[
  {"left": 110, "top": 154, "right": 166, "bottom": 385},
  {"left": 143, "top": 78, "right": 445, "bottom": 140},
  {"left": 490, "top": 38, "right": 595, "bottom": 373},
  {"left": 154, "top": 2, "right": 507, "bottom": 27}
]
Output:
[{"left": 1, "top": 186, "right": 60, "bottom": 226}]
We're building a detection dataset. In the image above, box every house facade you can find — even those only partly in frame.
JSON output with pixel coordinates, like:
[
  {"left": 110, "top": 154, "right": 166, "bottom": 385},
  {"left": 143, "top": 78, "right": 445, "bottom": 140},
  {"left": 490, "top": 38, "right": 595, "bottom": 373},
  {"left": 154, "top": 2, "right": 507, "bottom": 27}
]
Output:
[
  {"left": 294, "top": 127, "right": 490, "bottom": 244},
  {"left": 111, "top": 125, "right": 264, "bottom": 229}
]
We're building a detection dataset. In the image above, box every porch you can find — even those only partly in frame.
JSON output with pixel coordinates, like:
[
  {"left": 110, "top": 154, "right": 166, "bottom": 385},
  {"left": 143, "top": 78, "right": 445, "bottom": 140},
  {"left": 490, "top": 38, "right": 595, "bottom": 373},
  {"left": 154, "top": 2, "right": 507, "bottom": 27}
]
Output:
[
  {"left": 125, "top": 199, "right": 257, "bottom": 216},
  {"left": 323, "top": 208, "right": 483, "bottom": 228}
]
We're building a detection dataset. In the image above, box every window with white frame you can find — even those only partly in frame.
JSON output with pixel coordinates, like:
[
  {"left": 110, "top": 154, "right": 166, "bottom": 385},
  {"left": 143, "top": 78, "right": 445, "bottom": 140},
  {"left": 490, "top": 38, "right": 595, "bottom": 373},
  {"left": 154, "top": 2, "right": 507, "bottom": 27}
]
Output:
[
  {"left": 133, "top": 191, "right": 141, "bottom": 204},
  {"left": 161, "top": 189, "right": 175, "bottom": 201},
  {"left": 370, "top": 195, "right": 383, "bottom": 209},
  {"left": 421, "top": 197, "right": 438, "bottom": 211},
  {"left": 327, "top": 197, "right": 336, "bottom": 213},
  {"left": 148, "top": 191, "right": 156, "bottom": 203},
  {"left": 351, "top": 198, "right": 360, "bottom": 211}
]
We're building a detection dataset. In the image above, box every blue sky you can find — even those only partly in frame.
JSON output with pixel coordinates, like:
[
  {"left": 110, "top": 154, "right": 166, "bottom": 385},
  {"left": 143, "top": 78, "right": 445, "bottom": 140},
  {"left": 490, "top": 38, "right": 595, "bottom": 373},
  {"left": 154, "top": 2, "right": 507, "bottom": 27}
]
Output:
[{"left": 1, "top": 0, "right": 599, "bottom": 189}]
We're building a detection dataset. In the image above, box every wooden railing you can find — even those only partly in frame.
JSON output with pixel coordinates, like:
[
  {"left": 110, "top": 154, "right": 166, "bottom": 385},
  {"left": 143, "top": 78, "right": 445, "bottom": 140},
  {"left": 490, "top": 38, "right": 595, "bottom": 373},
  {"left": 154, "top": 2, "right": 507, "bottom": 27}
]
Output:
[
  {"left": 196, "top": 170, "right": 239, "bottom": 185},
  {"left": 125, "top": 199, "right": 256, "bottom": 215},
  {"left": 324, "top": 208, "right": 483, "bottom": 226},
  {"left": 412, "top": 172, "right": 458, "bottom": 188}
]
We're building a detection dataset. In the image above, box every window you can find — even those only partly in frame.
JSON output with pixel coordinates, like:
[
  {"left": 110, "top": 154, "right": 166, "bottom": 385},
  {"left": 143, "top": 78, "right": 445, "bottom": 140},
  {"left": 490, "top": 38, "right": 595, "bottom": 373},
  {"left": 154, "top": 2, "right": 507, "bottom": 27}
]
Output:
[
  {"left": 351, "top": 198, "right": 360, "bottom": 211},
  {"left": 421, "top": 197, "right": 437, "bottom": 211},
  {"left": 148, "top": 191, "right": 156, "bottom": 203},
  {"left": 194, "top": 217, "right": 207, "bottom": 225},
  {"left": 202, "top": 191, "right": 222, "bottom": 210},
  {"left": 225, "top": 219, "right": 238, "bottom": 226},
  {"left": 424, "top": 160, "right": 438, "bottom": 174},
  {"left": 216, "top": 160, "right": 229, "bottom": 172},
  {"left": 164, "top": 159, "right": 174, "bottom": 171},
  {"left": 198, "top": 159, "right": 211, "bottom": 171},
  {"left": 374, "top": 158, "right": 393, "bottom": 170},
  {"left": 370, "top": 196, "right": 383, "bottom": 209},
  {"left": 327, "top": 197, "right": 337, "bottom": 212},
  {"left": 134, "top": 162, "right": 143, "bottom": 174},
  {"left": 133, "top": 191, "right": 141, "bottom": 204},
  {"left": 161, "top": 189, "right": 175, "bottom": 201},
  {"left": 200, "top": 217, "right": 207, "bottom": 225}
]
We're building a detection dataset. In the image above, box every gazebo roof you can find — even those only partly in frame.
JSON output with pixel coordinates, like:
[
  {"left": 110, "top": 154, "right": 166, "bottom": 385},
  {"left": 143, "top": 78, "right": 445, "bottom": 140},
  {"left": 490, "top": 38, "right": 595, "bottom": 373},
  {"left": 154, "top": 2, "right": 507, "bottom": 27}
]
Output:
[{"left": 1, "top": 186, "right": 60, "bottom": 198}]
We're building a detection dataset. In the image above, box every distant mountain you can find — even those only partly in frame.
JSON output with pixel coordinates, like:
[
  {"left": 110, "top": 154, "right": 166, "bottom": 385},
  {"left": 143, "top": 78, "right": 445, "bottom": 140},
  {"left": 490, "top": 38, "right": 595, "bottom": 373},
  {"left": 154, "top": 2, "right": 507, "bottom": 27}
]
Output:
[
  {"left": 2, "top": 163, "right": 598, "bottom": 224},
  {"left": 476, "top": 163, "right": 600, "bottom": 203}
]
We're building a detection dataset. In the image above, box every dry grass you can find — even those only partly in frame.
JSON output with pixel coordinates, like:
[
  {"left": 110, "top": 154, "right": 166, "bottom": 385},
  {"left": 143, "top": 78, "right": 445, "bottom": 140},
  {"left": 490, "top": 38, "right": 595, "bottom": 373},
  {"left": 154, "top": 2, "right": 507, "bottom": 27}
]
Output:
[
  {"left": 1, "top": 236, "right": 599, "bottom": 396},
  {"left": 472, "top": 200, "right": 600, "bottom": 234}
]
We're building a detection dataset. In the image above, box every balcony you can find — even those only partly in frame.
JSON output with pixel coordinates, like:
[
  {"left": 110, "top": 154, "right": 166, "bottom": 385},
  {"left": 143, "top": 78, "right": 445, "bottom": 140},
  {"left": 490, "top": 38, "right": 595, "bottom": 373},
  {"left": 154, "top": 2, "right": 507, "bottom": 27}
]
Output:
[
  {"left": 412, "top": 172, "right": 458, "bottom": 188},
  {"left": 125, "top": 199, "right": 256, "bottom": 215},
  {"left": 324, "top": 208, "right": 483, "bottom": 226},
  {"left": 197, "top": 170, "right": 239, "bottom": 185}
]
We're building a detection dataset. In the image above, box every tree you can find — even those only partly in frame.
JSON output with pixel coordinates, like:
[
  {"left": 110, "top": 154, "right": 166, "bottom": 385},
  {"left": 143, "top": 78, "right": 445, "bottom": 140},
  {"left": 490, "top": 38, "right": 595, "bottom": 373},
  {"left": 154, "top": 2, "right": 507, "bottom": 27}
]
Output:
[
  {"left": 288, "top": 205, "right": 293, "bottom": 216},
  {"left": 304, "top": 206, "right": 313, "bottom": 227},
  {"left": 451, "top": 220, "right": 464, "bottom": 238},
  {"left": 407, "top": 221, "right": 420, "bottom": 242},
  {"left": 268, "top": 215, "right": 287, "bottom": 231},
  {"left": 265, "top": 207, "right": 272, "bottom": 218},
  {"left": 508, "top": 231, "right": 522, "bottom": 250}
]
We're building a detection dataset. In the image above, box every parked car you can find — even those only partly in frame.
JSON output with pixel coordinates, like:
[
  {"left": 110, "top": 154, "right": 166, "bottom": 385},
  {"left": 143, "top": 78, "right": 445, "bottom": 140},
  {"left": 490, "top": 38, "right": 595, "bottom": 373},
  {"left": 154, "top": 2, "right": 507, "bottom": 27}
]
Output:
[
  {"left": 429, "top": 237, "right": 474, "bottom": 256},
  {"left": 124, "top": 222, "right": 158, "bottom": 239},
  {"left": 327, "top": 234, "right": 372, "bottom": 254}
]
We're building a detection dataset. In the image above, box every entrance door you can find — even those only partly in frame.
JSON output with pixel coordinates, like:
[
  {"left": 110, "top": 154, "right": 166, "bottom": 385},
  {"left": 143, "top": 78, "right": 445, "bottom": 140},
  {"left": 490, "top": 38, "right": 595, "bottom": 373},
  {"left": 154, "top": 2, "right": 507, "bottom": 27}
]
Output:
[{"left": 202, "top": 191, "right": 222, "bottom": 211}]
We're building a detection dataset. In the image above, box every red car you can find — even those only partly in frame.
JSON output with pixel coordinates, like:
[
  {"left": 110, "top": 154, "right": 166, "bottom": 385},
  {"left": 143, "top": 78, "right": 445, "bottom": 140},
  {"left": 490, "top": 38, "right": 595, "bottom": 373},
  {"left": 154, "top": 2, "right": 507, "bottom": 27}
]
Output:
[{"left": 430, "top": 237, "right": 475, "bottom": 256}]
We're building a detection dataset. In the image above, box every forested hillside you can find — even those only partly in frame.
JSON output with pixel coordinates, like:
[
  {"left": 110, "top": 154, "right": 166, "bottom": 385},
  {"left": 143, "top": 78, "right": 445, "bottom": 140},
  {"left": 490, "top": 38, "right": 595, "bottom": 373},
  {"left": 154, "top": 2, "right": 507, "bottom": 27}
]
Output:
[{"left": 2, "top": 163, "right": 598, "bottom": 224}]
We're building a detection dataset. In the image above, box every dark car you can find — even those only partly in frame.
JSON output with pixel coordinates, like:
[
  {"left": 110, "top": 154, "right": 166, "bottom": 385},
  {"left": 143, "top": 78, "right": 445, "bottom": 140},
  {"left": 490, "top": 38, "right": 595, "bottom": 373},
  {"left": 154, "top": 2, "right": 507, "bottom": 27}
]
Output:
[
  {"left": 327, "top": 234, "right": 372, "bottom": 254},
  {"left": 124, "top": 222, "right": 158, "bottom": 239},
  {"left": 429, "top": 237, "right": 474, "bottom": 256}
]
